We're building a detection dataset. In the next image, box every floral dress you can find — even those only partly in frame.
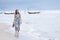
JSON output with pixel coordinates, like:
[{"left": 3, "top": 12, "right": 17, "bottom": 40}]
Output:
[{"left": 15, "top": 14, "right": 20, "bottom": 31}]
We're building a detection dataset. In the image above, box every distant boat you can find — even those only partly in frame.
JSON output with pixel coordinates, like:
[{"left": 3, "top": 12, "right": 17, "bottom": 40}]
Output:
[
  {"left": 28, "top": 11, "right": 40, "bottom": 14},
  {"left": 4, "top": 13, "right": 14, "bottom": 15},
  {"left": 4, "top": 11, "right": 14, "bottom": 15}
]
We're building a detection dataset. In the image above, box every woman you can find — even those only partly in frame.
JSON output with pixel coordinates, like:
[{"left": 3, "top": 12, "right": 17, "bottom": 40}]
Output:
[{"left": 12, "top": 9, "right": 22, "bottom": 37}]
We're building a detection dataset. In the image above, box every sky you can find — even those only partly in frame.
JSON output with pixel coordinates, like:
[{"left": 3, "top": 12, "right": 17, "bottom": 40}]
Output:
[{"left": 0, "top": 0, "right": 60, "bottom": 10}]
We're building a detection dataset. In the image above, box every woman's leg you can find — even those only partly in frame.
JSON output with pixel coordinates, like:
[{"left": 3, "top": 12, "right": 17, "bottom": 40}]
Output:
[
  {"left": 16, "top": 24, "right": 20, "bottom": 37},
  {"left": 15, "top": 24, "right": 20, "bottom": 37},
  {"left": 15, "top": 31, "right": 19, "bottom": 37},
  {"left": 17, "top": 31, "right": 19, "bottom": 37},
  {"left": 15, "top": 31, "right": 17, "bottom": 37},
  {"left": 15, "top": 27, "right": 18, "bottom": 37}
]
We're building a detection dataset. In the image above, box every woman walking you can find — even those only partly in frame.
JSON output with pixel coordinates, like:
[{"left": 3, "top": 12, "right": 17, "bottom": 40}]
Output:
[{"left": 12, "top": 9, "right": 22, "bottom": 37}]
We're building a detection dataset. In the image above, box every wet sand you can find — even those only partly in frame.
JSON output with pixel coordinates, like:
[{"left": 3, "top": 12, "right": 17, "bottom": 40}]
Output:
[{"left": 0, "top": 23, "right": 17, "bottom": 40}]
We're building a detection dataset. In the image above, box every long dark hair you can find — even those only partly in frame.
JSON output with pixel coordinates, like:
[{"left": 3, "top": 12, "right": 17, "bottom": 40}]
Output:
[{"left": 15, "top": 9, "right": 19, "bottom": 15}]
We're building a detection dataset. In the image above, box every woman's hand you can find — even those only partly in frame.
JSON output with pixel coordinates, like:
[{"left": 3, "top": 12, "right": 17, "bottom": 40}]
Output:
[{"left": 12, "top": 23, "right": 14, "bottom": 27}]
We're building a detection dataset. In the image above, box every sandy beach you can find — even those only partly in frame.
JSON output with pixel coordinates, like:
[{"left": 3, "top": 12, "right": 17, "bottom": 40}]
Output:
[
  {"left": 0, "top": 11, "right": 60, "bottom": 40},
  {"left": 0, "top": 23, "right": 17, "bottom": 40},
  {"left": 0, "top": 23, "right": 36, "bottom": 40}
]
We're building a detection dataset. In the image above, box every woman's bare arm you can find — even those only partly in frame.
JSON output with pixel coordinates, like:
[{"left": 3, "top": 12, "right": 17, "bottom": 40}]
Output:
[
  {"left": 12, "top": 13, "right": 15, "bottom": 27},
  {"left": 20, "top": 14, "right": 22, "bottom": 24}
]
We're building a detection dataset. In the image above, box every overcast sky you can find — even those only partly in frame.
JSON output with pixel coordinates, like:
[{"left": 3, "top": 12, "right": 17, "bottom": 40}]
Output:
[{"left": 0, "top": 0, "right": 60, "bottom": 10}]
